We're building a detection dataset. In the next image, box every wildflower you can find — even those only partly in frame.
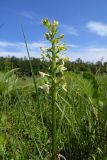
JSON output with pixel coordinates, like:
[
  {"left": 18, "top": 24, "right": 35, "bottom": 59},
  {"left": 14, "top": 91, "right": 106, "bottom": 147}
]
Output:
[
  {"left": 45, "top": 33, "right": 50, "bottom": 40},
  {"left": 58, "top": 153, "right": 66, "bottom": 160},
  {"left": 60, "top": 55, "right": 69, "bottom": 62},
  {"left": 41, "top": 19, "right": 50, "bottom": 30},
  {"left": 58, "top": 34, "right": 64, "bottom": 39},
  {"left": 56, "top": 63, "right": 67, "bottom": 74},
  {"left": 39, "top": 84, "right": 50, "bottom": 94},
  {"left": 53, "top": 20, "right": 59, "bottom": 26},
  {"left": 57, "top": 44, "right": 67, "bottom": 52},
  {"left": 41, "top": 18, "right": 49, "bottom": 26},
  {"left": 39, "top": 71, "right": 50, "bottom": 78},
  {"left": 40, "top": 47, "right": 46, "bottom": 52},
  {"left": 41, "top": 53, "right": 46, "bottom": 61}
]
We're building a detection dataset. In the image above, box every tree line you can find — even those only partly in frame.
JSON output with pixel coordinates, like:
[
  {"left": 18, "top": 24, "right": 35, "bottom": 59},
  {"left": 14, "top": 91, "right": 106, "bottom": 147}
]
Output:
[{"left": 0, "top": 56, "right": 107, "bottom": 76}]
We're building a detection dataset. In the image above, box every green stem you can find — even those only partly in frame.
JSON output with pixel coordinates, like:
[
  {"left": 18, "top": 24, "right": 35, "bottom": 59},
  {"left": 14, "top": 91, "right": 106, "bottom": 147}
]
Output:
[{"left": 52, "top": 41, "right": 57, "bottom": 160}]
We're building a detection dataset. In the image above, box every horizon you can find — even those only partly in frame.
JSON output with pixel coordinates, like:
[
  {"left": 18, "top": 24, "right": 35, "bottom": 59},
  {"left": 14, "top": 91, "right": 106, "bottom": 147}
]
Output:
[{"left": 1, "top": 0, "right": 107, "bottom": 62}]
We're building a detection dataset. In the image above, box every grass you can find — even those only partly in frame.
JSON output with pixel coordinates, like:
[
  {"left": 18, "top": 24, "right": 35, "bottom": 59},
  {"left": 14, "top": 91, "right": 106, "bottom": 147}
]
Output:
[{"left": 0, "top": 71, "right": 106, "bottom": 159}]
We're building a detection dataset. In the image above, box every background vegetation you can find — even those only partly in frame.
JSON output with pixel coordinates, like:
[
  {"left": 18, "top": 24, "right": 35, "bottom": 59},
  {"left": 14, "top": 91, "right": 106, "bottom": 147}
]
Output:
[{"left": 0, "top": 56, "right": 107, "bottom": 76}]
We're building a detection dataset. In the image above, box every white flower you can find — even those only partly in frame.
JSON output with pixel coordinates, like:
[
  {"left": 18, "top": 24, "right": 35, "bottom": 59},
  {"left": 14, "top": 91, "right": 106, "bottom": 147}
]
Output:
[
  {"left": 61, "top": 56, "right": 69, "bottom": 62},
  {"left": 58, "top": 153, "right": 66, "bottom": 160},
  {"left": 53, "top": 20, "right": 59, "bottom": 26},
  {"left": 56, "top": 60, "right": 67, "bottom": 74},
  {"left": 40, "top": 47, "right": 46, "bottom": 52},
  {"left": 56, "top": 64, "right": 67, "bottom": 73},
  {"left": 39, "top": 71, "right": 50, "bottom": 78},
  {"left": 39, "top": 84, "right": 50, "bottom": 94}
]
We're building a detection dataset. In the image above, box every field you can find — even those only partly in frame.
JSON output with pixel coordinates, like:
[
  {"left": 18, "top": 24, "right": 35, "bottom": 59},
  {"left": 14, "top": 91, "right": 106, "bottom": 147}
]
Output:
[{"left": 0, "top": 70, "right": 106, "bottom": 160}]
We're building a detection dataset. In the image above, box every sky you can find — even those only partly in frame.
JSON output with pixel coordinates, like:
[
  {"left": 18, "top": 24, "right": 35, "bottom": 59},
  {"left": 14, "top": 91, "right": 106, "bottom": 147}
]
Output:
[{"left": 1, "top": 0, "right": 107, "bottom": 62}]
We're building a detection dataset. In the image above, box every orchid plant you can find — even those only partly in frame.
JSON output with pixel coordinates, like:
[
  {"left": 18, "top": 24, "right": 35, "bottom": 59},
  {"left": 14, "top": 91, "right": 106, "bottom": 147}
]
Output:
[{"left": 39, "top": 18, "right": 68, "bottom": 160}]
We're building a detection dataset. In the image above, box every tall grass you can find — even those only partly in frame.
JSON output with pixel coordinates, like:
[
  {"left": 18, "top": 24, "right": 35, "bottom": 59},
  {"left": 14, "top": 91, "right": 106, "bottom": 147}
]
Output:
[{"left": 0, "top": 70, "right": 106, "bottom": 159}]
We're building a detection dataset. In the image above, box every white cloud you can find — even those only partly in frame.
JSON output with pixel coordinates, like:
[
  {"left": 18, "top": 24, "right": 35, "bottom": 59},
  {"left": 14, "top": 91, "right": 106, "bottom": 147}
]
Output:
[
  {"left": 19, "top": 11, "right": 41, "bottom": 24},
  {"left": 19, "top": 11, "right": 34, "bottom": 20},
  {"left": 0, "top": 41, "right": 48, "bottom": 58},
  {"left": 67, "top": 47, "right": 107, "bottom": 62},
  {"left": 86, "top": 21, "right": 107, "bottom": 37},
  {"left": 67, "top": 44, "right": 79, "bottom": 48},
  {"left": 1, "top": 41, "right": 107, "bottom": 62},
  {"left": 60, "top": 24, "right": 79, "bottom": 36}
]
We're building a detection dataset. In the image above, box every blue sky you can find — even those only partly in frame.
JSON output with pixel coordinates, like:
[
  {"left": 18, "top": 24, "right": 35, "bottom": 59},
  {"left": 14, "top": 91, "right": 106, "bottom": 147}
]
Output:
[{"left": 1, "top": 0, "right": 107, "bottom": 62}]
